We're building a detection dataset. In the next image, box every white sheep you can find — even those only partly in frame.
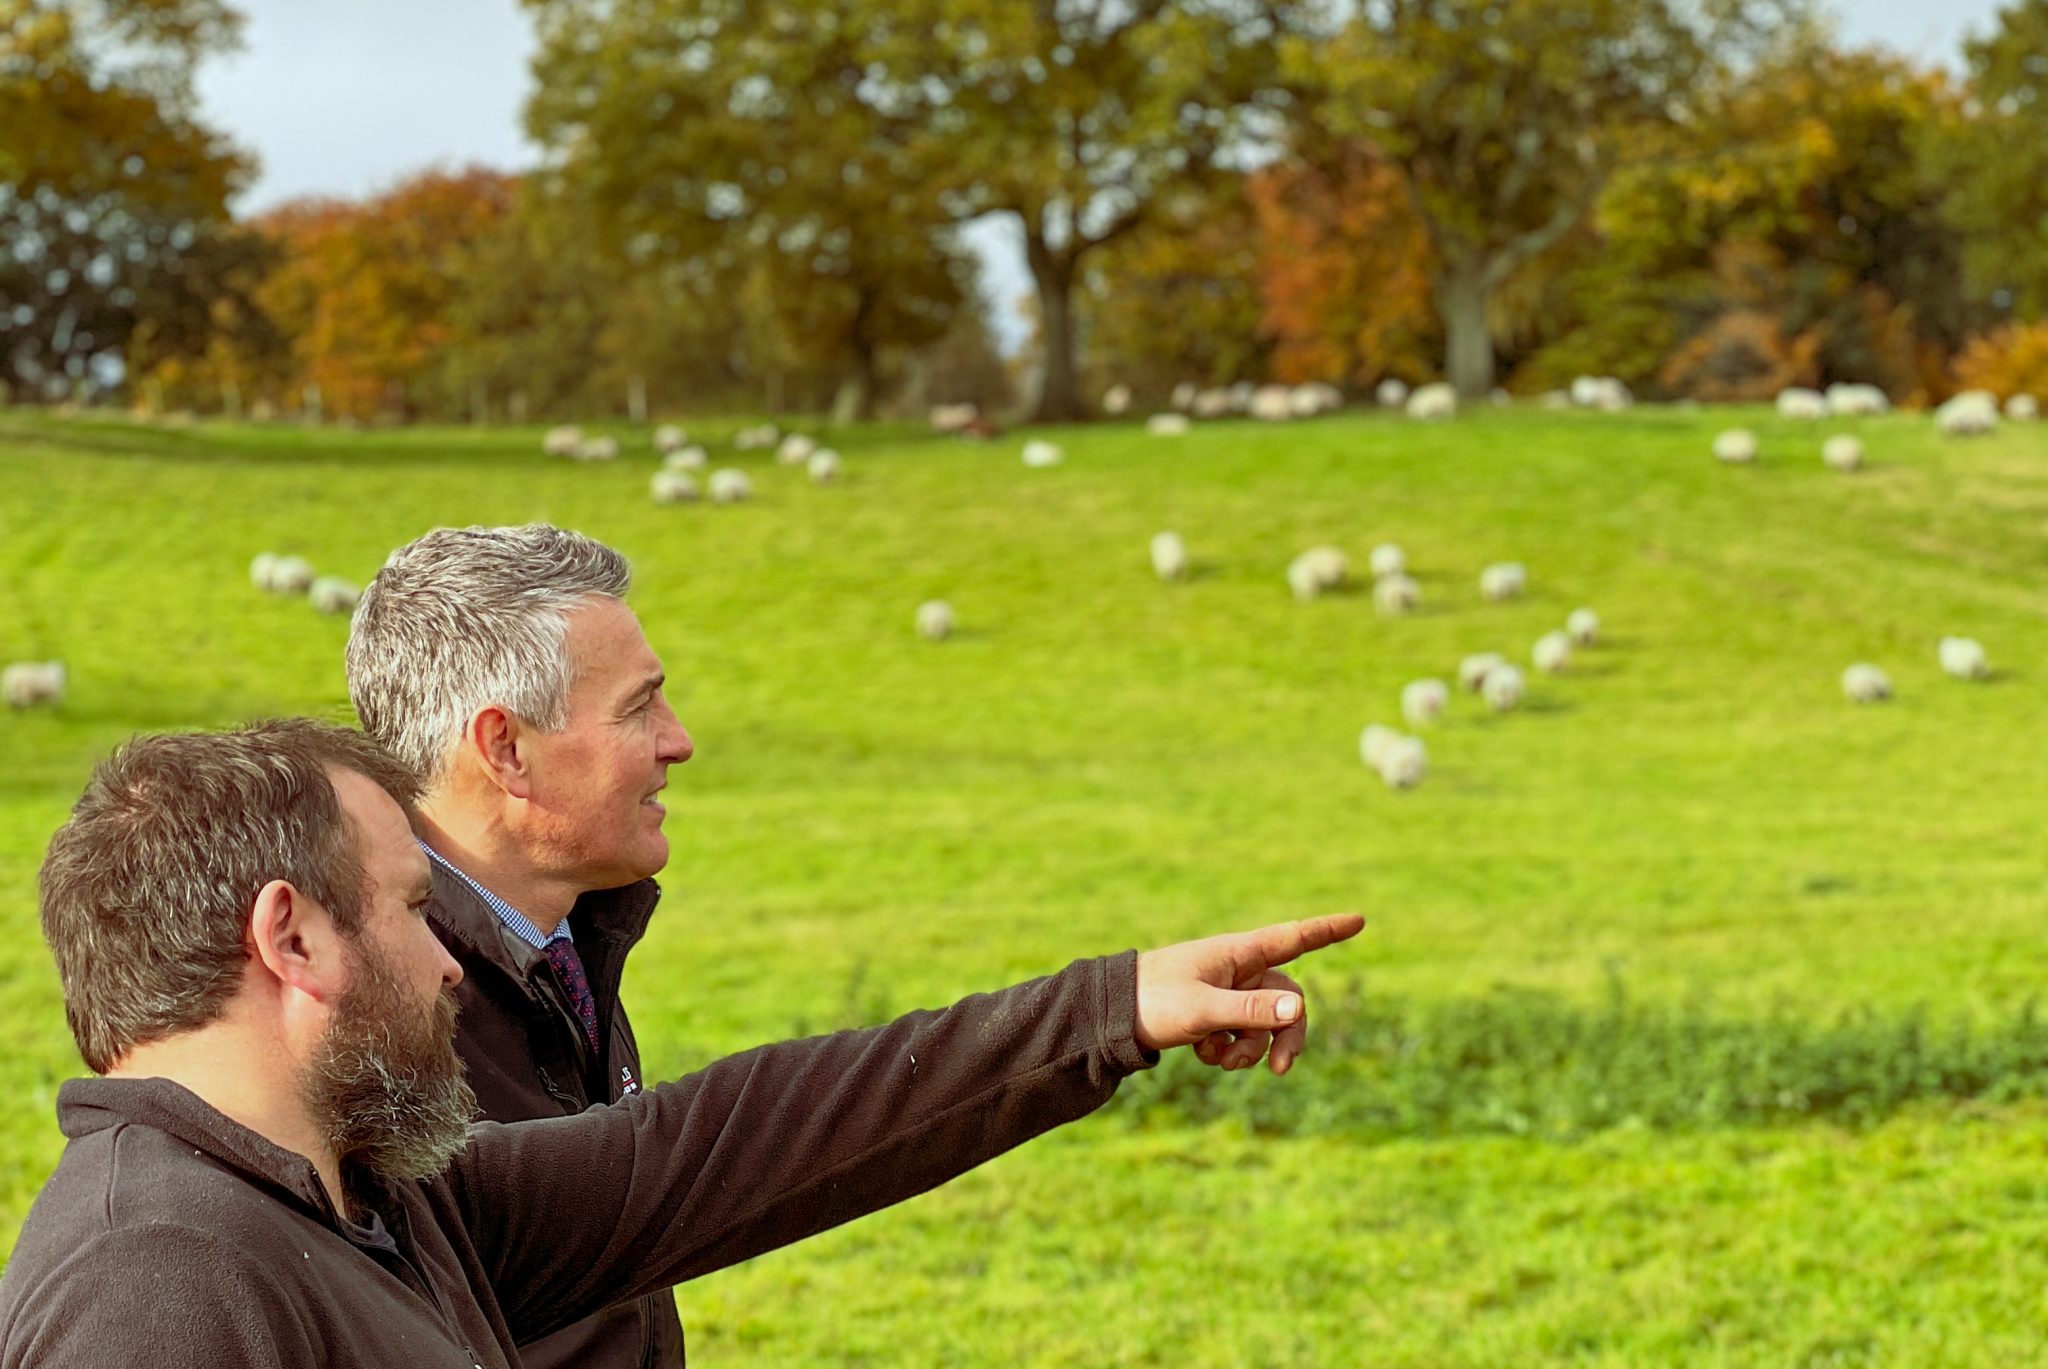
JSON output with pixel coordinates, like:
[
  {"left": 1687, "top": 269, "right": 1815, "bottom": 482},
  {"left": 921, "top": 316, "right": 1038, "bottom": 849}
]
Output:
[
  {"left": 1841, "top": 663, "right": 1892, "bottom": 703},
  {"left": 1776, "top": 387, "right": 1827, "bottom": 420},
  {"left": 308, "top": 576, "right": 360, "bottom": 616},
  {"left": 2006, "top": 394, "right": 2039, "bottom": 422},
  {"left": 1566, "top": 608, "right": 1600, "bottom": 648},
  {"left": 1228, "top": 381, "right": 1257, "bottom": 412},
  {"left": 1458, "top": 652, "right": 1506, "bottom": 693},
  {"left": 1192, "top": 388, "right": 1233, "bottom": 418},
  {"left": 1406, "top": 383, "right": 1457, "bottom": 421},
  {"left": 1822, "top": 435, "right": 1864, "bottom": 473},
  {"left": 1936, "top": 391, "right": 1999, "bottom": 437},
  {"left": 1287, "top": 546, "right": 1350, "bottom": 601},
  {"left": 542, "top": 425, "right": 583, "bottom": 457},
  {"left": 1572, "top": 376, "right": 1631, "bottom": 411},
  {"left": 1290, "top": 382, "right": 1342, "bottom": 417},
  {"left": 708, "top": 468, "right": 753, "bottom": 503},
  {"left": 1, "top": 661, "right": 65, "bottom": 709},
  {"left": 1146, "top": 413, "right": 1191, "bottom": 437},
  {"left": 1250, "top": 385, "right": 1294, "bottom": 422},
  {"left": 1712, "top": 429, "right": 1758, "bottom": 464},
  {"left": 930, "top": 402, "right": 980, "bottom": 433},
  {"left": 1374, "top": 733, "right": 1428, "bottom": 790},
  {"left": 1373, "top": 573, "right": 1420, "bottom": 616},
  {"left": 1171, "top": 381, "right": 1198, "bottom": 412},
  {"left": 777, "top": 433, "right": 817, "bottom": 466},
  {"left": 807, "top": 449, "right": 842, "bottom": 484},
  {"left": 1532, "top": 630, "right": 1571, "bottom": 675},
  {"left": 1102, "top": 384, "right": 1132, "bottom": 415},
  {"left": 664, "top": 445, "right": 708, "bottom": 472},
  {"left": 1376, "top": 378, "right": 1411, "bottom": 409},
  {"left": 249, "top": 553, "right": 281, "bottom": 591},
  {"left": 1482, "top": 664, "right": 1526, "bottom": 712},
  {"left": 650, "top": 470, "right": 700, "bottom": 505},
  {"left": 1479, "top": 562, "right": 1527, "bottom": 602},
  {"left": 1826, "top": 383, "right": 1890, "bottom": 417},
  {"left": 1021, "top": 439, "right": 1064, "bottom": 468},
  {"left": 734, "top": 423, "right": 781, "bottom": 450},
  {"left": 1938, "top": 637, "right": 1990, "bottom": 681},
  {"left": 1401, "top": 679, "right": 1449, "bottom": 728},
  {"left": 1359, "top": 723, "right": 1401, "bottom": 769},
  {"left": 1369, "top": 543, "right": 1407, "bottom": 579},
  {"left": 916, "top": 600, "right": 954, "bottom": 641},
  {"left": 575, "top": 435, "right": 620, "bottom": 462},
  {"left": 1150, "top": 532, "right": 1189, "bottom": 583},
  {"left": 653, "top": 423, "right": 688, "bottom": 455},
  {"left": 268, "top": 556, "right": 315, "bottom": 595},
  {"left": 1569, "top": 376, "right": 1602, "bottom": 406}
]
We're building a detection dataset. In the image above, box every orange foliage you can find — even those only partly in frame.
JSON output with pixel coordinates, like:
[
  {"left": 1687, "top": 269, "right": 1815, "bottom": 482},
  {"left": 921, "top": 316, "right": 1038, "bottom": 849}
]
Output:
[
  {"left": 1248, "top": 145, "right": 1438, "bottom": 387},
  {"left": 1953, "top": 324, "right": 2048, "bottom": 400}
]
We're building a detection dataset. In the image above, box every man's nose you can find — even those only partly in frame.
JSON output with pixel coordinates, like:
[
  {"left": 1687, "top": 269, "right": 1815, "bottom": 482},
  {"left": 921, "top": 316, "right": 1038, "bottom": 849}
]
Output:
[{"left": 657, "top": 703, "right": 693, "bottom": 765}]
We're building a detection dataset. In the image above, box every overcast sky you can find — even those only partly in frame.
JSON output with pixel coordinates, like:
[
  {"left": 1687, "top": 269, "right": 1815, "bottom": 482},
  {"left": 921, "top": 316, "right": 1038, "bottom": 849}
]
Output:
[{"left": 194, "top": 0, "right": 2005, "bottom": 347}]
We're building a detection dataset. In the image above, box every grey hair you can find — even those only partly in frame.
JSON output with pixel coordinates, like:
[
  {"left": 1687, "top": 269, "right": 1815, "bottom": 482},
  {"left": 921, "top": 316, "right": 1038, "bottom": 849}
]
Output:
[{"left": 346, "top": 524, "right": 632, "bottom": 784}]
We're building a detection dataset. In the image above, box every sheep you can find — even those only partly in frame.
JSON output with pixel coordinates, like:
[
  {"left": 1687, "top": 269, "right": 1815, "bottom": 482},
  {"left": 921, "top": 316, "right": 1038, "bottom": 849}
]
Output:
[
  {"left": 1146, "top": 413, "right": 1191, "bottom": 437},
  {"left": 1359, "top": 723, "right": 1402, "bottom": 770},
  {"left": 1368, "top": 543, "right": 1407, "bottom": 579},
  {"left": 266, "top": 556, "right": 315, "bottom": 595},
  {"left": 1566, "top": 608, "right": 1600, "bottom": 647},
  {"left": 1362, "top": 728, "right": 1428, "bottom": 790},
  {"left": 1171, "top": 382, "right": 1198, "bottom": 412},
  {"left": 708, "top": 468, "right": 753, "bottom": 503},
  {"left": 1826, "top": 383, "right": 1890, "bottom": 417},
  {"left": 1532, "top": 630, "right": 1571, "bottom": 675},
  {"left": 1192, "top": 388, "right": 1233, "bottom": 418},
  {"left": 575, "top": 435, "right": 620, "bottom": 462},
  {"left": 734, "top": 423, "right": 781, "bottom": 450},
  {"left": 1479, "top": 562, "right": 1527, "bottom": 602},
  {"left": 1228, "top": 381, "right": 1257, "bottom": 412},
  {"left": 1841, "top": 663, "right": 1891, "bottom": 703},
  {"left": 1373, "top": 573, "right": 1421, "bottom": 617},
  {"left": 249, "top": 553, "right": 281, "bottom": 591},
  {"left": 931, "top": 403, "right": 980, "bottom": 433},
  {"left": 2, "top": 661, "right": 65, "bottom": 709},
  {"left": 807, "top": 449, "right": 842, "bottom": 484},
  {"left": 1150, "top": 532, "right": 1189, "bottom": 583},
  {"left": 1936, "top": 391, "right": 1999, "bottom": 437},
  {"left": 1401, "top": 678, "right": 1449, "bottom": 728},
  {"left": 1482, "top": 664, "right": 1526, "bottom": 712},
  {"left": 664, "top": 445, "right": 708, "bottom": 471},
  {"left": 1712, "top": 428, "right": 1758, "bottom": 464},
  {"left": 916, "top": 600, "right": 955, "bottom": 641},
  {"left": 542, "top": 425, "right": 583, "bottom": 457},
  {"left": 1822, "top": 435, "right": 1864, "bottom": 473},
  {"left": 1938, "top": 636, "right": 1990, "bottom": 681},
  {"left": 2006, "top": 394, "right": 2039, "bottom": 422},
  {"left": 1569, "top": 376, "right": 1602, "bottom": 407},
  {"left": 1458, "top": 652, "right": 1506, "bottom": 692},
  {"left": 650, "top": 470, "right": 700, "bottom": 505},
  {"left": 653, "top": 424, "right": 689, "bottom": 455},
  {"left": 1250, "top": 385, "right": 1294, "bottom": 422},
  {"left": 1572, "top": 376, "right": 1631, "bottom": 411},
  {"left": 777, "top": 433, "right": 817, "bottom": 466},
  {"left": 1406, "top": 383, "right": 1457, "bottom": 421},
  {"left": 1102, "top": 384, "right": 1132, "bottom": 415},
  {"left": 1375, "top": 378, "right": 1410, "bottom": 409},
  {"left": 1290, "top": 382, "right": 1342, "bottom": 417},
  {"left": 308, "top": 576, "right": 360, "bottom": 615},
  {"left": 1776, "top": 387, "right": 1827, "bottom": 420},
  {"left": 1021, "top": 439, "right": 1064, "bottom": 468},
  {"left": 1287, "top": 546, "right": 1350, "bottom": 600}
]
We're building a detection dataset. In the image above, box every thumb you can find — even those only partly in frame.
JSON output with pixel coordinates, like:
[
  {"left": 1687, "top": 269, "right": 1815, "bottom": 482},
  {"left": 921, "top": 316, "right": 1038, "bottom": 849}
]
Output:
[{"left": 1199, "top": 983, "right": 1302, "bottom": 1035}]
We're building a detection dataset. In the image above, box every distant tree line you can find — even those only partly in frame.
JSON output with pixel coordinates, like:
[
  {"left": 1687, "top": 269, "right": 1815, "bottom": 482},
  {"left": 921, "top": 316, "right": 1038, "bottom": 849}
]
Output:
[{"left": 7, "top": 0, "right": 2048, "bottom": 422}]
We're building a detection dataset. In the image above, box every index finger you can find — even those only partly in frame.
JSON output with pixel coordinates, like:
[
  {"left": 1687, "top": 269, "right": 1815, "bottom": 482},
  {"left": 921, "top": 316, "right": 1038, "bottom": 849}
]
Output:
[{"left": 1242, "top": 912, "right": 1366, "bottom": 969}]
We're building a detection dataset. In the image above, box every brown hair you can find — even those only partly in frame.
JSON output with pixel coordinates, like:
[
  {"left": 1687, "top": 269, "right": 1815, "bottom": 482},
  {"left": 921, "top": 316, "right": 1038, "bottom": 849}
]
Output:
[{"left": 38, "top": 719, "right": 422, "bottom": 1073}]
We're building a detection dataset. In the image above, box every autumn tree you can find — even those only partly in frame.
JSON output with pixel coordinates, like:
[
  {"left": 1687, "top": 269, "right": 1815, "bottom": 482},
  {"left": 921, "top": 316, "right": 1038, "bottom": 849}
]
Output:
[{"left": 1931, "top": 0, "right": 2048, "bottom": 320}]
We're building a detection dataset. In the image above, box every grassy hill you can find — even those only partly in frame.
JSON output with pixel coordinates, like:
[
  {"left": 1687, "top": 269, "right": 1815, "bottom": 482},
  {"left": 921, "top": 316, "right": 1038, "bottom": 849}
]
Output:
[{"left": 3, "top": 404, "right": 2047, "bottom": 1364}]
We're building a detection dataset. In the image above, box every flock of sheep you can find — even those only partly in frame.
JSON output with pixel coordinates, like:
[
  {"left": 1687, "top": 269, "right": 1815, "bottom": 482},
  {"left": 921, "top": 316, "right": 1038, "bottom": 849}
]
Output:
[{"left": 545, "top": 423, "right": 843, "bottom": 505}]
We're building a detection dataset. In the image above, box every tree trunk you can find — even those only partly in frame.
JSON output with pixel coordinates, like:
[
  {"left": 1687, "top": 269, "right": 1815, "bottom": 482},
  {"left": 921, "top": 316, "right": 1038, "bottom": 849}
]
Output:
[
  {"left": 1024, "top": 230, "right": 1085, "bottom": 423},
  {"left": 833, "top": 288, "right": 882, "bottom": 422},
  {"left": 1436, "top": 259, "right": 1496, "bottom": 399}
]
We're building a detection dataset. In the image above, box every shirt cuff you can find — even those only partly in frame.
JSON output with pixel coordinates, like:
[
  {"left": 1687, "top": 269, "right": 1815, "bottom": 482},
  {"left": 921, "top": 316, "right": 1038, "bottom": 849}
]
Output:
[{"left": 1097, "top": 948, "right": 1160, "bottom": 1075}]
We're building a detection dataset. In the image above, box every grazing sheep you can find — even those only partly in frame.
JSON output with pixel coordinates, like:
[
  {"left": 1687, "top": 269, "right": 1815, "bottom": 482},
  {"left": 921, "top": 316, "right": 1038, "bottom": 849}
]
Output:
[
  {"left": 575, "top": 435, "right": 620, "bottom": 462},
  {"left": 1021, "top": 439, "right": 1064, "bottom": 468},
  {"left": 1228, "top": 381, "right": 1257, "bottom": 412},
  {"left": 1822, "top": 434, "right": 1864, "bottom": 473},
  {"left": 1150, "top": 532, "right": 1189, "bottom": 583},
  {"left": 1171, "top": 381, "right": 1198, "bottom": 412},
  {"left": 1373, "top": 573, "right": 1421, "bottom": 616},
  {"left": 267, "top": 556, "right": 315, "bottom": 595},
  {"left": 1290, "top": 382, "right": 1342, "bottom": 417},
  {"left": 1359, "top": 724, "right": 1401, "bottom": 769},
  {"left": 1458, "top": 652, "right": 1506, "bottom": 692},
  {"left": 650, "top": 470, "right": 700, "bottom": 504},
  {"left": 1532, "top": 630, "right": 1571, "bottom": 675},
  {"left": 1363, "top": 729, "right": 1427, "bottom": 790},
  {"left": 1479, "top": 562, "right": 1527, "bottom": 602},
  {"left": 1571, "top": 376, "right": 1631, "bottom": 411},
  {"left": 930, "top": 403, "right": 979, "bottom": 433},
  {"left": 664, "top": 445, "right": 708, "bottom": 471},
  {"left": 734, "top": 423, "right": 781, "bottom": 450},
  {"left": 1482, "top": 664, "right": 1526, "bottom": 712},
  {"left": 916, "top": 600, "right": 955, "bottom": 641},
  {"left": 653, "top": 423, "right": 688, "bottom": 454},
  {"left": 249, "top": 553, "right": 281, "bottom": 591},
  {"left": 1250, "top": 385, "right": 1294, "bottom": 422},
  {"left": 542, "top": 425, "right": 583, "bottom": 457},
  {"left": 1287, "top": 546, "right": 1350, "bottom": 601},
  {"left": 1566, "top": 608, "right": 1600, "bottom": 647},
  {"left": 1401, "top": 678, "right": 1449, "bottom": 728},
  {"left": 2, "top": 661, "right": 65, "bottom": 709},
  {"left": 1102, "top": 384, "right": 1132, "bottom": 415},
  {"left": 1826, "top": 383, "right": 1890, "bottom": 417},
  {"left": 2006, "top": 394, "right": 2039, "bottom": 422},
  {"left": 1776, "top": 387, "right": 1827, "bottom": 420},
  {"left": 1406, "top": 383, "right": 1457, "bottom": 421},
  {"left": 308, "top": 576, "right": 360, "bottom": 615},
  {"left": 1841, "top": 663, "right": 1892, "bottom": 703},
  {"left": 1712, "top": 428, "right": 1758, "bottom": 464},
  {"left": 1376, "top": 378, "right": 1411, "bottom": 409},
  {"left": 1369, "top": 543, "right": 1407, "bottom": 579},
  {"left": 777, "top": 433, "right": 817, "bottom": 466},
  {"left": 1936, "top": 391, "right": 2000, "bottom": 437},
  {"left": 1938, "top": 637, "right": 1990, "bottom": 680},
  {"left": 708, "top": 468, "right": 753, "bottom": 503},
  {"left": 1193, "top": 388, "right": 1233, "bottom": 418},
  {"left": 1146, "top": 413, "right": 1191, "bottom": 437},
  {"left": 807, "top": 449, "right": 842, "bottom": 484}
]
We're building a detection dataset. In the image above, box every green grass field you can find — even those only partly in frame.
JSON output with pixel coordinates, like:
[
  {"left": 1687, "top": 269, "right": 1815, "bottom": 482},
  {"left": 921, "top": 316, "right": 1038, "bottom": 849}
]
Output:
[{"left": 4, "top": 403, "right": 2048, "bottom": 1363}]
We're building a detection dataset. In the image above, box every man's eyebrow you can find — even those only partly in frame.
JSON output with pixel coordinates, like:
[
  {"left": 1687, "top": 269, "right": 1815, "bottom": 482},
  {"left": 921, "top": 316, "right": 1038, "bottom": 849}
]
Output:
[{"left": 624, "top": 672, "right": 665, "bottom": 703}]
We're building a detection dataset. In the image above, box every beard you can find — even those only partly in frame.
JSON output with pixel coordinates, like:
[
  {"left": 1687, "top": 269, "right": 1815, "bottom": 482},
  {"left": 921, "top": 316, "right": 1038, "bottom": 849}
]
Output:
[{"left": 303, "top": 936, "right": 477, "bottom": 1182}]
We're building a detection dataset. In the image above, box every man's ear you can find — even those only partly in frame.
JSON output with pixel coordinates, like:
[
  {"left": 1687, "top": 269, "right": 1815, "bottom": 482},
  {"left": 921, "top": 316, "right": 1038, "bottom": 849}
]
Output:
[
  {"left": 465, "top": 705, "right": 534, "bottom": 800},
  {"left": 248, "top": 879, "right": 348, "bottom": 1004}
]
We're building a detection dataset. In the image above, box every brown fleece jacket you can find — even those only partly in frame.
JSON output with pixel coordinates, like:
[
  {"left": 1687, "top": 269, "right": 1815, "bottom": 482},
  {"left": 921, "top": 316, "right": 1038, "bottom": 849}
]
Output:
[{"left": 0, "top": 952, "right": 1153, "bottom": 1368}]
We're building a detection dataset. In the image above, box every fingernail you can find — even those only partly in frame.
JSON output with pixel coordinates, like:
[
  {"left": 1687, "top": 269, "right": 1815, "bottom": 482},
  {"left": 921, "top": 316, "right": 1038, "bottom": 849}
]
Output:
[{"left": 1275, "top": 994, "right": 1300, "bottom": 1022}]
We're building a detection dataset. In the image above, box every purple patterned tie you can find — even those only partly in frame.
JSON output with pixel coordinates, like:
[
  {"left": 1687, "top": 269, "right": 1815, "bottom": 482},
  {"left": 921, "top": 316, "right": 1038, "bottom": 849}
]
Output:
[{"left": 543, "top": 938, "right": 601, "bottom": 1055}]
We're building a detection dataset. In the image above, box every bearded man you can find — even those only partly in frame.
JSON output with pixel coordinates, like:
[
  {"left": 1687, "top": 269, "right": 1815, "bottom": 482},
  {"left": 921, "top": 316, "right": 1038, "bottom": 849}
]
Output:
[{"left": 0, "top": 719, "right": 1359, "bottom": 1367}]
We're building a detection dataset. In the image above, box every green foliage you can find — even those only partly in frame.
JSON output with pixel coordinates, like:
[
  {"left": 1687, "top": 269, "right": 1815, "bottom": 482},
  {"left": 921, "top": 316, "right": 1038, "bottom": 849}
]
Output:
[{"left": 1934, "top": 0, "right": 2048, "bottom": 320}]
